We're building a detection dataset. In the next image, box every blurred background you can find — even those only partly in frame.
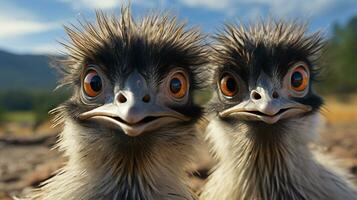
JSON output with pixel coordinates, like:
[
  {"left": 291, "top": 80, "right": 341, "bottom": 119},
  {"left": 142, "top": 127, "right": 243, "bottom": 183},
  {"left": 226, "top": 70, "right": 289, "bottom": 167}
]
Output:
[{"left": 0, "top": 0, "right": 356, "bottom": 199}]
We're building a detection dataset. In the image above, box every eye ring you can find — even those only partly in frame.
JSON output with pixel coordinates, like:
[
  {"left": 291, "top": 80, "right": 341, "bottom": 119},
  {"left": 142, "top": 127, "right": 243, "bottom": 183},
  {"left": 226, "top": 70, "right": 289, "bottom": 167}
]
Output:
[
  {"left": 83, "top": 68, "right": 103, "bottom": 98},
  {"left": 168, "top": 71, "right": 189, "bottom": 100},
  {"left": 219, "top": 72, "right": 239, "bottom": 98},
  {"left": 290, "top": 65, "right": 309, "bottom": 93}
]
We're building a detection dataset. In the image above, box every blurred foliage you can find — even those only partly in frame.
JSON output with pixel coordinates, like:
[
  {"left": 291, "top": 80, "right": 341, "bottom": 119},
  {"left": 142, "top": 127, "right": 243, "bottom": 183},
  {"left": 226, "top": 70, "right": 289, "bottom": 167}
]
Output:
[
  {"left": 0, "top": 105, "right": 4, "bottom": 123},
  {"left": 32, "top": 91, "right": 69, "bottom": 129},
  {"left": 0, "top": 90, "right": 69, "bottom": 126},
  {"left": 0, "top": 90, "right": 68, "bottom": 111},
  {"left": 319, "top": 16, "right": 357, "bottom": 93},
  {"left": 4, "top": 111, "right": 35, "bottom": 123}
]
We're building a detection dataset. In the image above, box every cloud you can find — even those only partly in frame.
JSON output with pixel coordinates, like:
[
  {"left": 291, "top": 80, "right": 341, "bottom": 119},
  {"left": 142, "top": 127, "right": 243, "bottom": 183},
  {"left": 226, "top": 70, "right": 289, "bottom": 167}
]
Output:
[
  {"left": 30, "top": 43, "right": 65, "bottom": 55},
  {"left": 59, "top": 0, "right": 158, "bottom": 10},
  {"left": 0, "top": 1, "right": 60, "bottom": 39},
  {"left": 0, "top": 20, "right": 58, "bottom": 39},
  {"left": 177, "top": 0, "right": 353, "bottom": 19},
  {"left": 179, "top": 0, "right": 231, "bottom": 11},
  {"left": 0, "top": 1, "right": 35, "bottom": 20},
  {"left": 60, "top": 0, "right": 124, "bottom": 10}
]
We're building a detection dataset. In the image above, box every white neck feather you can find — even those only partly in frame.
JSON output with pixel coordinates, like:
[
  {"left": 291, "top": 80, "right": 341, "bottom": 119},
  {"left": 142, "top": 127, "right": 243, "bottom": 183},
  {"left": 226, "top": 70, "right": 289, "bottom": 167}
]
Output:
[
  {"left": 201, "top": 113, "right": 357, "bottom": 200},
  {"left": 26, "top": 120, "right": 197, "bottom": 200}
]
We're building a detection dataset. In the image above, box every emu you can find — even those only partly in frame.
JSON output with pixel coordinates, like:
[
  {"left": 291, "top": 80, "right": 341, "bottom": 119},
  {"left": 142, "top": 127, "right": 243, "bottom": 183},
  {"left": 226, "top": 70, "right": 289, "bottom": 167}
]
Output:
[
  {"left": 201, "top": 20, "right": 357, "bottom": 200},
  {"left": 22, "top": 7, "right": 208, "bottom": 200}
]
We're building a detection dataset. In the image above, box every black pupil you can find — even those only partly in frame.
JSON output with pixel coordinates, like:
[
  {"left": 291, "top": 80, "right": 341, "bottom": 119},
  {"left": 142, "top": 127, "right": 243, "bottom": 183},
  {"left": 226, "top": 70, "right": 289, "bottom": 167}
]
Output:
[
  {"left": 226, "top": 77, "right": 237, "bottom": 92},
  {"left": 170, "top": 78, "right": 182, "bottom": 94},
  {"left": 90, "top": 75, "right": 102, "bottom": 92},
  {"left": 291, "top": 72, "right": 303, "bottom": 88}
]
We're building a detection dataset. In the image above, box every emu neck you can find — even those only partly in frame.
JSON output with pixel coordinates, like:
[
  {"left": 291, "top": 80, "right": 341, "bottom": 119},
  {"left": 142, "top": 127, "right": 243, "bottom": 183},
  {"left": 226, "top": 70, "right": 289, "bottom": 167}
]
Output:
[
  {"left": 202, "top": 115, "right": 323, "bottom": 200},
  {"left": 35, "top": 120, "right": 196, "bottom": 200}
]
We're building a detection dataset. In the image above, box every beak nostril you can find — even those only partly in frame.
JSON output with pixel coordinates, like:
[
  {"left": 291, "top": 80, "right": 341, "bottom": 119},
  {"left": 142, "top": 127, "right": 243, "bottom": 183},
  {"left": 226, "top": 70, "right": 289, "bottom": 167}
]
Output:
[
  {"left": 272, "top": 91, "right": 279, "bottom": 99},
  {"left": 118, "top": 93, "right": 127, "bottom": 103},
  {"left": 252, "top": 91, "right": 262, "bottom": 100},
  {"left": 142, "top": 94, "right": 151, "bottom": 103}
]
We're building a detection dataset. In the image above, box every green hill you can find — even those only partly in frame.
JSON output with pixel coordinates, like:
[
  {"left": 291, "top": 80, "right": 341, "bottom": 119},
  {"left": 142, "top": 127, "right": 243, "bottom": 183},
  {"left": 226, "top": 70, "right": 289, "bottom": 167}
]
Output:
[{"left": 0, "top": 50, "right": 58, "bottom": 90}]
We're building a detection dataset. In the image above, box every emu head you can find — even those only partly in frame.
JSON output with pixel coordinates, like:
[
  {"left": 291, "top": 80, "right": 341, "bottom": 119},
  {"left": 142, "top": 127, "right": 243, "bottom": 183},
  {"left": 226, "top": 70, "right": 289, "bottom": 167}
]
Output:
[
  {"left": 53, "top": 8, "right": 208, "bottom": 152},
  {"left": 207, "top": 20, "right": 325, "bottom": 139}
]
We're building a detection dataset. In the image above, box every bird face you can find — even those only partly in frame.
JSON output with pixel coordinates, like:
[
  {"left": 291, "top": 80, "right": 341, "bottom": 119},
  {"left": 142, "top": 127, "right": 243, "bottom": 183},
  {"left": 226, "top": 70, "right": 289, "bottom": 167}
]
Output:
[
  {"left": 217, "top": 62, "right": 313, "bottom": 124},
  {"left": 208, "top": 21, "right": 324, "bottom": 128},
  {"left": 55, "top": 11, "right": 207, "bottom": 139},
  {"left": 78, "top": 66, "right": 192, "bottom": 136}
]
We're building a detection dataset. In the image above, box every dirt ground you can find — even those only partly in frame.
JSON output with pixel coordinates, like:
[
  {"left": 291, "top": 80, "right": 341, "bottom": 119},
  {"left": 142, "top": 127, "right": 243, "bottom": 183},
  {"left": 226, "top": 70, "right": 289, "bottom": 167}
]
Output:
[{"left": 0, "top": 96, "right": 357, "bottom": 199}]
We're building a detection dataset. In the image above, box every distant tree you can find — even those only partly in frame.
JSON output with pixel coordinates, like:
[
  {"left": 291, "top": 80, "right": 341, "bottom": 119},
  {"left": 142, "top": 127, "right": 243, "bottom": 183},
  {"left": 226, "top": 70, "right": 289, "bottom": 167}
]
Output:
[
  {"left": 32, "top": 90, "right": 69, "bottom": 129},
  {"left": 0, "top": 89, "right": 69, "bottom": 128},
  {"left": 0, "top": 106, "right": 4, "bottom": 123},
  {"left": 0, "top": 90, "right": 35, "bottom": 111},
  {"left": 321, "top": 16, "right": 357, "bottom": 93}
]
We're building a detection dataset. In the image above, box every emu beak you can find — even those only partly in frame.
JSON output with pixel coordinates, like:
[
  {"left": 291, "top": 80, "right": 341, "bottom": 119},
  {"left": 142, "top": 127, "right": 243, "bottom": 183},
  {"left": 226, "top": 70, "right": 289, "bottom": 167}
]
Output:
[
  {"left": 79, "top": 103, "right": 189, "bottom": 136},
  {"left": 219, "top": 88, "right": 312, "bottom": 124},
  {"left": 79, "top": 72, "right": 190, "bottom": 136}
]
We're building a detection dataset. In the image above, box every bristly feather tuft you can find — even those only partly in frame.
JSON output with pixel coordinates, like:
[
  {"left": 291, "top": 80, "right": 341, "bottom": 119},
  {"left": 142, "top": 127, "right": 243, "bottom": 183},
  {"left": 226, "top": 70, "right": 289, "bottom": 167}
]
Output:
[
  {"left": 54, "top": 6, "right": 209, "bottom": 90},
  {"left": 212, "top": 19, "right": 326, "bottom": 80}
]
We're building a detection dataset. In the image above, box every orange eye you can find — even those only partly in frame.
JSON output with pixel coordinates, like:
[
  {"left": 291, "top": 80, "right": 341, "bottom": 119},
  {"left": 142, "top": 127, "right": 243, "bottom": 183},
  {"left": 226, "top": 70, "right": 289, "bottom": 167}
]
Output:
[
  {"left": 169, "top": 72, "right": 188, "bottom": 99},
  {"left": 83, "top": 70, "right": 102, "bottom": 97},
  {"left": 290, "top": 66, "right": 309, "bottom": 92},
  {"left": 220, "top": 73, "right": 238, "bottom": 97}
]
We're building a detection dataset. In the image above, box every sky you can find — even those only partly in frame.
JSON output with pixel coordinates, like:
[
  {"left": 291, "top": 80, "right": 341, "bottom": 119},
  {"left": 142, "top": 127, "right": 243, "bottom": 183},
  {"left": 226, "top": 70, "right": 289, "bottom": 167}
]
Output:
[{"left": 0, "top": 0, "right": 356, "bottom": 55}]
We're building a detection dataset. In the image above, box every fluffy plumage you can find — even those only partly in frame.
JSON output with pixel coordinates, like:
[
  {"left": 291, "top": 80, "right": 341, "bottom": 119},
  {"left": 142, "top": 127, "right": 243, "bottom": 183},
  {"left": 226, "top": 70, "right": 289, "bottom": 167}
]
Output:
[
  {"left": 201, "top": 20, "right": 357, "bottom": 200},
  {"left": 21, "top": 7, "right": 208, "bottom": 200}
]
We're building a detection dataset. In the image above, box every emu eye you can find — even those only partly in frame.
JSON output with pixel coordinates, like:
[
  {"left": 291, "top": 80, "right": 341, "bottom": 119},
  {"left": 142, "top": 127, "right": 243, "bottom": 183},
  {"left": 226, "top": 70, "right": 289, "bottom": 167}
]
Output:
[
  {"left": 83, "top": 70, "right": 102, "bottom": 97},
  {"left": 169, "top": 72, "right": 188, "bottom": 99},
  {"left": 290, "top": 66, "right": 309, "bottom": 92},
  {"left": 220, "top": 73, "right": 238, "bottom": 97}
]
